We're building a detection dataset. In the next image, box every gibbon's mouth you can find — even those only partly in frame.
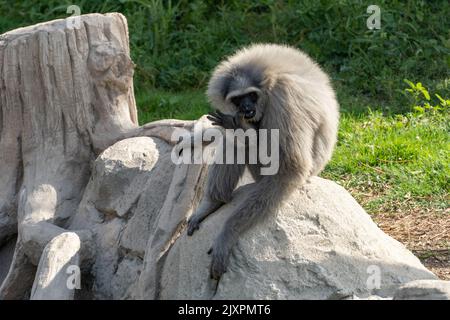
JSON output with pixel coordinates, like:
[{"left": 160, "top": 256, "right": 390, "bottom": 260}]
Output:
[{"left": 243, "top": 110, "right": 256, "bottom": 119}]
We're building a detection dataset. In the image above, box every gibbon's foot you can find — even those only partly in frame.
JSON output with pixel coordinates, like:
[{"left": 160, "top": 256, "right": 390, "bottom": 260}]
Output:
[
  {"left": 187, "top": 215, "right": 202, "bottom": 236},
  {"left": 207, "top": 241, "right": 231, "bottom": 280}
]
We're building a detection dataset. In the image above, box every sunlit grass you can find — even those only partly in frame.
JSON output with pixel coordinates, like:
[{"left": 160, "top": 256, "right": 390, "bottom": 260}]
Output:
[{"left": 322, "top": 111, "right": 449, "bottom": 213}]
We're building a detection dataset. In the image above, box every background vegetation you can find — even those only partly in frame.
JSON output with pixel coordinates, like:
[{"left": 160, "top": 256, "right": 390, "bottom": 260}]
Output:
[
  {"left": 0, "top": 0, "right": 449, "bottom": 277},
  {"left": 1, "top": 0, "right": 449, "bottom": 109}
]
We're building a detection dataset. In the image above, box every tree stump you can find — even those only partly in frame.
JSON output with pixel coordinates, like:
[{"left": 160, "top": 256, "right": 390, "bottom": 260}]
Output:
[{"left": 0, "top": 13, "right": 194, "bottom": 299}]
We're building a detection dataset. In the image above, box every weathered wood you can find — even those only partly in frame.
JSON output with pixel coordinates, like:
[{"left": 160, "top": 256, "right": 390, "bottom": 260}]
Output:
[{"left": 0, "top": 13, "right": 190, "bottom": 299}]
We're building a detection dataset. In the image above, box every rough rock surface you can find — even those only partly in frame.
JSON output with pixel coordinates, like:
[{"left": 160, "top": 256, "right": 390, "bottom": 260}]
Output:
[
  {"left": 0, "top": 237, "right": 16, "bottom": 285},
  {"left": 30, "top": 232, "right": 81, "bottom": 300},
  {"left": 393, "top": 280, "right": 450, "bottom": 300},
  {"left": 158, "top": 177, "right": 437, "bottom": 299},
  {"left": 0, "top": 13, "right": 448, "bottom": 300},
  {"left": 0, "top": 13, "right": 195, "bottom": 299},
  {"left": 69, "top": 136, "right": 175, "bottom": 299},
  {"left": 64, "top": 136, "right": 441, "bottom": 300},
  {"left": 1, "top": 128, "right": 446, "bottom": 300}
]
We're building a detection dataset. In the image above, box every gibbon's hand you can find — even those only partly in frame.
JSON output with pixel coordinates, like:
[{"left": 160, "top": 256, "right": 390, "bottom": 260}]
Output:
[{"left": 207, "top": 111, "right": 240, "bottom": 130}]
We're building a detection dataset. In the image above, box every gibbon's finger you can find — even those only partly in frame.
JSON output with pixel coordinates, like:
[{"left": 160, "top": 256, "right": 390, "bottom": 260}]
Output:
[
  {"left": 206, "top": 114, "right": 219, "bottom": 122},
  {"left": 207, "top": 119, "right": 222, "bottom": 127},
  {"left": 187, "top": 219, "right": 200, "bottom": 236},
  {"left": 207, "top": 111, "right": 221, "bottom": 120},
  {"left": 209, "top": 110, "right": 226, "bottom": 119},
  {"left": 207, "top": 115, "right": 223, "bottom": 126}
]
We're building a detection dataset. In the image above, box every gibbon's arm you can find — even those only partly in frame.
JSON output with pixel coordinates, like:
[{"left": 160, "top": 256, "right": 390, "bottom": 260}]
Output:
[
  {"left": 187, "top": 162, "right": 246, "bottom": 236},
  {"left": 207, "top": 120, "right": 317, "bottom": 280},
  {"left": 208, "top": 173, "right": 289, "bottom": 279}
]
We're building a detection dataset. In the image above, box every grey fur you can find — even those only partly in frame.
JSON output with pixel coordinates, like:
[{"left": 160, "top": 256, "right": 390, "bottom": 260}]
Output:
[{"left": 188, "top": 44, "right": 339, "bottom": 280}]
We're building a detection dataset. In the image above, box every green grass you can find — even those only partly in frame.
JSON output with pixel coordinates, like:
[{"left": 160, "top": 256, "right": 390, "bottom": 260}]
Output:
[
  {"left": 322, "top": 111, "right": 449, "bottom": 213},
  {"left": 136, "top": 89, "right": 209, "bottom": 123}
]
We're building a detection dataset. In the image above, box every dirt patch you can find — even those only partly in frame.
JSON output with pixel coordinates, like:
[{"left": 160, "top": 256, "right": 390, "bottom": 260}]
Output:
[{"left": 372, "top": 209, "right": 449, "bottom": 280}]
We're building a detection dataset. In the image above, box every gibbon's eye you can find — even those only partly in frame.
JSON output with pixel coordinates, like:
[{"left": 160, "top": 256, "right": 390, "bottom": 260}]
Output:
[
  {"left": 231, "top": 96, "right": 241, "bottom": 106},
  {"left": 230, "top": 92, "right": 258, "bottom": 107},
  {"left": 248, "top": 91, "right": 258, "bottom": 102}
]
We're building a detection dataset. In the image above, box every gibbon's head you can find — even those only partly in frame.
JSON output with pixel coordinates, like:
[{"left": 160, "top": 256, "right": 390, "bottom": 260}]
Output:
[
  {"left": 206, "top": 53, "right": 267, "bottom": 123},
  {"left": 207, "top": 43, "right": 329, "bottom": 124}
]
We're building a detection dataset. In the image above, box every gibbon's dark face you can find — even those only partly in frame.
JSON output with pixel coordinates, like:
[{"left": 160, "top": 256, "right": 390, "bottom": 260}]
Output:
[
  {"left": 223, "top": 69, "right": 264, "bottom": 122},
  {"left": 230, "top": 91, "right": 258, "bottom": 119}
]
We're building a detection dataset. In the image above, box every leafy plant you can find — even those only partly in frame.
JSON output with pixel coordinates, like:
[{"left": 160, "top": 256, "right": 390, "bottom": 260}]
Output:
[{"left": 404, "top": 79, "right": 450, "bottom": 115}]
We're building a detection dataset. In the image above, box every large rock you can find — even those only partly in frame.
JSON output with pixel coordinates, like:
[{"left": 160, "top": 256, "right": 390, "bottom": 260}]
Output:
[
  {"left": 0, "top": 13, "right": 197, "bottom": 300},
  {"left": 158, "top": 177, "right": 438, "bottom": 299},
  {"left": 69, "top": 136, "right": 175, "bottom": 299},
  {"left": 0, "top": 236, "right": 17, "bottom": 285},
  {"left": 30, "top": 232, "right": 81, "bottom": 300},
  {"left": 62, "top": 136, "right": 444, "bottom": 300}
]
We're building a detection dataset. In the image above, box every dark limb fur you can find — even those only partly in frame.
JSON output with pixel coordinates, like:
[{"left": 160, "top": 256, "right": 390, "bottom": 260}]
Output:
[
  {"left": 208, "top": 174, "right": 290, "bottom": 279},
  {"left": 187, "top": 163, "right": 245, "bottom": 236},
  {"left": 188, "top": 111, "right": 258, "bottom": 236}
]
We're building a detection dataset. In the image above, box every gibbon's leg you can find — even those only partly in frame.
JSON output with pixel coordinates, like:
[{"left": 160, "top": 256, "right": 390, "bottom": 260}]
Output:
[
  {"left": 187, "top": 163, "right": 245, "bottom": 236},
  {"left": 208, "top": 174, "right": 291, "bottom": 280}
]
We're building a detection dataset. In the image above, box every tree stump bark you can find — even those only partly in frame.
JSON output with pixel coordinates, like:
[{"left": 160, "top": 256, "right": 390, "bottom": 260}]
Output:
[{"left": 0, "top": 13, "right": 193, "bottom": 299}]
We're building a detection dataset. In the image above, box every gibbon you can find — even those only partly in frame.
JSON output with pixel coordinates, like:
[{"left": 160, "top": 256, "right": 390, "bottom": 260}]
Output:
[{"left": 187, "top": 44, "right": 339, "bottom": 280}]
